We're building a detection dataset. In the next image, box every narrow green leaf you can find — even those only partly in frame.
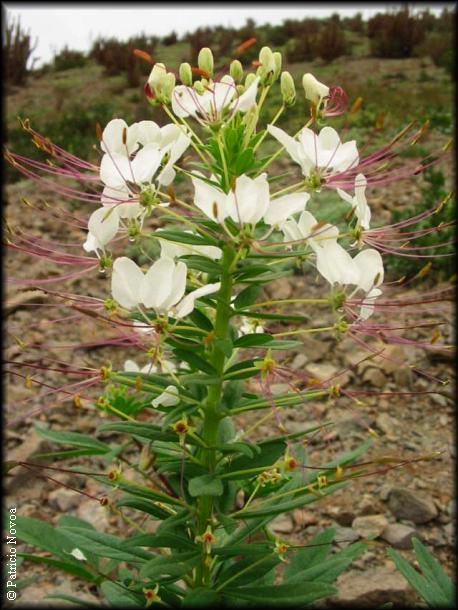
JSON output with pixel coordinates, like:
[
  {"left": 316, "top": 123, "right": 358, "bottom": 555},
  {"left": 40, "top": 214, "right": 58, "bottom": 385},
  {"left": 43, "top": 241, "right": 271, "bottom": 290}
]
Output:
[
  {"left": 124, "top": 532, "right": 196, "bottom": 551},
  {"left": 59, "top": 527, "right": 153, "bottom": 563},
  {"left": 100, "top": 581, "right": 143, "bottom": 607},
  {"left": 17, "top": 553, "right": 98, "bottom": 583},
  {"left": 173, "top": 349, "right": 217, "bottom": 375},
  {"left": 34, "top": 426, "right": 110, "bottom": 452},
  {"left": 233, "top": 284, "right": 261, "bottom": 309},
  {"left": 153, "top": 229, "right": 219, "bottom": 247},
  {"left": 225, "top": 582, "right": 337, "bottom": 606}
]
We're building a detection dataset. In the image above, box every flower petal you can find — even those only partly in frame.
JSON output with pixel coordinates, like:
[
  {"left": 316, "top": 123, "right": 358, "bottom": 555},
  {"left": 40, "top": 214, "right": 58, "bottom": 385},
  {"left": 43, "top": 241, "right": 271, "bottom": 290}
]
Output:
[
  {"left": 141, "top": 256, "right": 176, "bottom": 310},
  {"left": 264, "top": 192, "right": 310, "bottom": 228},
  {"left": 101, "top": 119, "right": 130, "bottom": 155},
  {"left": 175, "top": 282, "right": 221, "bottom": 319},
  {"left": 100, "top": 152, "right": 132, "bottom": 187},
  {"left": 151, "top": 385, "right": 180, "bottom": 408},
  {"left": 192, "top": 174, "right": 228, "bottom": 222},
  {"left": 131, "top": 144, "right": 162, "bottom": 183},
  {"left": 111, "top": 257, "right": 144, "bottom": 309},
  {"left": 353, "top": 249, "right": 384, "bottom": 292},
  {"left": 233, "top": 76, "right": 260, "bottom": 113},
  {"left": 267, "top": 125, "right": 302, "bottom": 166},
  {"left": 87, "top": 206, "right": 119, "bottom": 247}
]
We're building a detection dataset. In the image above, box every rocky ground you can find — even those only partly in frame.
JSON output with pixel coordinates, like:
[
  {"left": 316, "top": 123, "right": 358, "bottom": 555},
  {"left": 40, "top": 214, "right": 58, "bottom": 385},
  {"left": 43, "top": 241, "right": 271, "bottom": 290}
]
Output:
[{"left": 4, "top": 145, "right": 455, "bottom": 608}]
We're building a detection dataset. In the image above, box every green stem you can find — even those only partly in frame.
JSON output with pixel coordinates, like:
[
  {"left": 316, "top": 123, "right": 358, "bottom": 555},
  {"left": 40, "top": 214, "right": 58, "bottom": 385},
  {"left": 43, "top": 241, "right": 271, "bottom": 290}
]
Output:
[{"left": 195, "top": 244, "right": 236, "bottom": 586}]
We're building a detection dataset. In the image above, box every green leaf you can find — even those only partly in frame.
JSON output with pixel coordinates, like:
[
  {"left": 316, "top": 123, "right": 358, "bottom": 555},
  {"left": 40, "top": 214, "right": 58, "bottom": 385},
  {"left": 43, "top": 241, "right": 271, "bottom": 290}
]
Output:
[
  {"left": 217, "top": 556, "right": 280, "bottom": 589},
  {"left": 412, "top": 537, "right": 454, "bottom": 603},
  {"left": 59, "top": 527, "right": 153, "bottom": 563},
  {"left": 214, "top": 338, "right": 233, "bottom": 358},
  {"left": 388, "top": 539, "right": 455, "bottom": 607},
  {"left": 115, "top": 496, "right": 170, "bottom": 520},
  {"left": 219, "top": 442, "right": 258, "bottom": 459},
  {"left": 139, "top": 552, "right": 200, "bottom": 580},
  {"left": 188, "top": 308, "right": 213, "bottom": 331},
  {"left": 220, "top": 439, "right": 286, "bottom": 479},
  {"left": 34, "top": 426, "right": 110, "bottom": 452},
  {"left": 153, "top": 229, "right": 219, "bottom": 247},
  {"left": 100, "top": 581, "right": 143, "bottom": 607},
  {"left": 225, "top": 582, "right": 337, "bottom": 606},
  {"left": 179, "top": 254, "right": 221, "bottom": 274},
  {"left": 233, "top": 284, "right": 261, "bottom": 309},
  {"left": 233, "top": 333, "right": 273, "bottom": 347},
  {"left": 17, "top": 553, "right": 98, "bottom": 583},
  {"left": 189, "top": 474, "right": 224, "bottom": 497},
  {"left": 182, "top": 588, "right": 222, "bottom": 607},
  {"left": 97, "top": 421, "right": 178, "bottom": 444},
  {"left": 224, "top": 358, "right": 261, "bottom": 380},
  {"left": 124, "top": 532, "right": 196, "bottom": 550},
  {"left": 283, "top": 528, "right": 336, "bottom": 580},
  {"left": 46, "top": 594, "right": 100, "bottom": 607},
  {"left": 173, "top": 349, "right": 217, "bottom": 375},
  {"left": 235, "top": 148, "right": 255, "bottom": 175},
  {"left": 14, "top": 515, "right": 78, "bottom": 560}
]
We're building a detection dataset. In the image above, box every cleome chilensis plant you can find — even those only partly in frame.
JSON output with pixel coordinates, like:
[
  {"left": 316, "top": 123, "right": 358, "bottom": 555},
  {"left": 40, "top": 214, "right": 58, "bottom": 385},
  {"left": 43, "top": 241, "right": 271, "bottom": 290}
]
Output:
[{"left": 4, "top": 41, "right": 455, "bottom": 607}]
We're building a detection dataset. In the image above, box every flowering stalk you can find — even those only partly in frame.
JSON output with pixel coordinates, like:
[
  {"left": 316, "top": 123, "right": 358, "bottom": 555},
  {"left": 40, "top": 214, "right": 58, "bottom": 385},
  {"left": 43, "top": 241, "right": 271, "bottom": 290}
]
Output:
[{"left": 5, "top": 39, "right": 455, "bottom": 607}]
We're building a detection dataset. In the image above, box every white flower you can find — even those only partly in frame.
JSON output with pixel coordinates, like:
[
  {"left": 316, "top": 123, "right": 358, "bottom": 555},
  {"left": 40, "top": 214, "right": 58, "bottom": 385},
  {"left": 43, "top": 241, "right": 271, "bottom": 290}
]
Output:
[
  {"left": 239, "top": 318, "right": 264, "bottom": 336},
  {"left": 157, "top": 231, "right": 222, "bottom": 260},
  {"left": 302, "top": 73, "right": 329, "bottom": 106},
  {"left": 111, "top": 256, "right": 220, "bottom": 318},
  {"left": 359, "top": 287, "right": 383, "bottom": 320},
  {"left": 70, "top": 548, "right": 87, "bottom": 562},
  {"left": 316, "top": 243, "right": 384, "bottom": 293},
  {"left": 282, "top": 210, "right": 338, "bottom": 251},
  {"left": 267, "top": 124, "right": 358, "bottom": 180},
  {"left": 337, "top": 173, "right": 371, "bottom": 230},
  {"left": 152, "top": 385, "right": 180, "bottom": 408},
  {"left": 192, "top": 173, "right": 309, "bottom": 227},
  {"left": 171, "top": 75, "right": 259, "bottom": 123},
  {"left": 123, "top": 359, "right": 155, "bottom": 375},
  {"left": 83, "top": 206, "right": 120, "bottom": 253}
]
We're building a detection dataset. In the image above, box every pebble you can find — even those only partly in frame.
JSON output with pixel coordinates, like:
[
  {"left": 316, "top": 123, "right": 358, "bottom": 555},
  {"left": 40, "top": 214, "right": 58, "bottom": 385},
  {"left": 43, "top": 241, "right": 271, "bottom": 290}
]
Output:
[
  {"left": 381, "top": 523, "right": 419, "bottom": 549},
  {"left": 290, "top": 352, "right": 308, "bottom": 370},
  {"left": 362, "top": 367, "right": 387, "bottom": 388},
  {"left": 331, "top": 567, "right": 415, "bottom": 606},
  {"left": 352, "top": 514, "right": 389, "bottom": 539},
  {"left": 375, "top": 413, "right": 400, "bottom": 436},
  {"left": 48, "top": 488, "right": 81, "bottom": 512},
  {"left": 386, "top": 487, "right": 438, "bottom": 524},
  {"left": 269, "top": 514, "right": 294, "bottom": 534},
  {"left": 334, "top": 526, "right": 360, "bottom": 548}
]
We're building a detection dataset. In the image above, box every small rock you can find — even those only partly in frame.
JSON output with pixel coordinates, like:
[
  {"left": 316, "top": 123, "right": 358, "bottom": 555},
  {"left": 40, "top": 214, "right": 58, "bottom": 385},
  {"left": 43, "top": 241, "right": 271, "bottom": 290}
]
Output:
[
  {"left": 77, "top": 499, "right": 109, "bottom": 531},
  {"left": 379, "top": 345, "right": 408, "bottom": 374},
  {"left": 306, "top": 362, "right": 338, "bottom": 381},
  {"left": 334, "top": 526, "right": 360, "bottom": 548},
  {"left": 265, "top": 277, "right": 292, "bottom": 300},
  {"left": 291, "top": 352, "right": 308, "bottom": 370},
  {"left": 393, "top": 367, "right": 413, "bottom": 388},
  {"left": 381, "top": 523, "right": 419, "bottom": 549},
  {"left": 444, "top": 522, "right": 455, "bottom": 546},
  {"left": 269, "top": 514, "right": 294, "bottom": 534},
  {"left": 293, "top": 509, "right": 317, "bottom": 528},
  {"left": 352, "top": 514, "right": 388, "bottom": 539},
  {"left": 299, "top": 335, "right": 331, "bottom": 362},
  {"left": 331, "top": 567, "right": 415, "bottom": 606},
  {"left": 326, "top": 506, "right": 355, "bottom": 527},
  {"left": 375, "top": 412, "right": 400, "bottom": 436},
  {"left": 48, "top": 488, "right": 81, "bottom": 512},
  {"left": 432, "top": 393, "right": 448, "bottom": 408},
  {"left": 379, "top": 484, "right": 392, "bottom": 501},
  {"left": 387, "top": 487, "right": 438, "bottom": 524},
  {"left": 362, "top": 367, "right": 387, "bottom": 388},
  {"left": 357, "top": 494, "right": 379, "bottom": 516}
]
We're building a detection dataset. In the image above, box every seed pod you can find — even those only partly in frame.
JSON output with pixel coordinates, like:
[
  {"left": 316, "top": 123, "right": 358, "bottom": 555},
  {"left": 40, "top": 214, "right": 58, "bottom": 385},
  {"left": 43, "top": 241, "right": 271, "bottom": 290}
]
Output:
[{"left": 273, "top": 51, "right": 282, "bottom": 80}]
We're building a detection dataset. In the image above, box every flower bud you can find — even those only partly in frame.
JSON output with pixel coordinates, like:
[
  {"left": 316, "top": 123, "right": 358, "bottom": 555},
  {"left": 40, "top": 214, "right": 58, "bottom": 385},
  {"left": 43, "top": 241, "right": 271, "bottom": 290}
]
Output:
[
  {"left": 273, "top": 51, "right": 282, "bottom": 80},
  {"left": 258, "top": 46, "right": 276, "bottom": 84},
  {"left": 148, "top": 63, "right": 175, "bottom": 104},
  {"left": 198, "top": 47, "right": 214, "bottom": 77},
  {"left": 280, "top": 71, "right": 296, "bottom": 106},
  {"left": 179, "top": 62, "right": 193, "bottom": 86},
  {"left": 244, "top": 72, "right": 257, "bottom": 89},
  {"left": 230, "top": 59, "right": 244, "bottom": 83},
  {"left": 302, "top": 72, "right": 330, "bottom": 106},
  {"left": 194, "top": 80, "right": 205, "bottom": 95}
]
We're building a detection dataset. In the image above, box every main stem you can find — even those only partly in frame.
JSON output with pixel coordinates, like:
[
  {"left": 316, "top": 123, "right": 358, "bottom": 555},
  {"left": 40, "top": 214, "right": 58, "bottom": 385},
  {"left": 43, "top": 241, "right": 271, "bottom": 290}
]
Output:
[{"left": 196, "top": 244, "right": 235, "bottom": 586}]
